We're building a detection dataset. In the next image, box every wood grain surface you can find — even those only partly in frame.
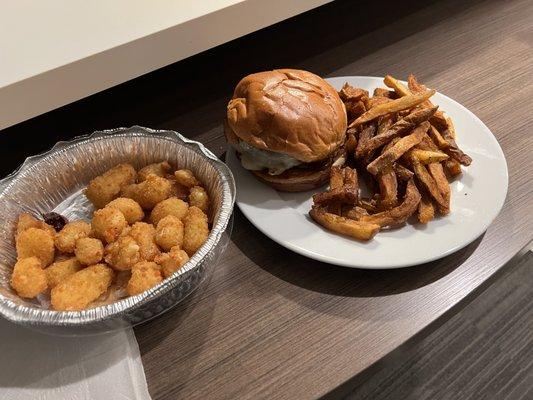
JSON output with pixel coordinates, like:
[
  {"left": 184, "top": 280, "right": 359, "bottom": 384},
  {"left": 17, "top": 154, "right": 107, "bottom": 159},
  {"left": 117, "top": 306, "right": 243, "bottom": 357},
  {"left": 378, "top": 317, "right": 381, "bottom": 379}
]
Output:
[
  {"left": 0, "top": 0, "right": 531, "bottom": 399},
  {"left": 346, "top": 252, "right": 533, "bottom": 400}
]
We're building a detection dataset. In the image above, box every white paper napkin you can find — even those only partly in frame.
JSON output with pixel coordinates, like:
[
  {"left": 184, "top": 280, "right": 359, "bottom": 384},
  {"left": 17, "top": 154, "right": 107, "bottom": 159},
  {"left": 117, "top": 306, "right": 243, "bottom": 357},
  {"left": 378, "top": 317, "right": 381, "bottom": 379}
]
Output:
[{"left": 0, "top": 318, "right": 151, "bottom": 400}]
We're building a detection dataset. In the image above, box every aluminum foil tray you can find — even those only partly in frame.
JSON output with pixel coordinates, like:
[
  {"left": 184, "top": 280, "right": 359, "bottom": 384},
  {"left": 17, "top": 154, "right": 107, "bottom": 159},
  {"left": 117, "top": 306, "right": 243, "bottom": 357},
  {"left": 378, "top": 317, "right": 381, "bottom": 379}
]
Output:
[{"left": 0, "top": 126, "right": 235, "bottom": 335}]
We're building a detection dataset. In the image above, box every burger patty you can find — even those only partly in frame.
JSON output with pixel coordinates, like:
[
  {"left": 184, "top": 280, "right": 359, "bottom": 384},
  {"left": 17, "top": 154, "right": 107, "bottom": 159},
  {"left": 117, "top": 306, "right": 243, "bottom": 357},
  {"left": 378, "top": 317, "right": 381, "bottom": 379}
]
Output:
[{"left": 238, "top": 145, "right": 346, "bottom": 177}]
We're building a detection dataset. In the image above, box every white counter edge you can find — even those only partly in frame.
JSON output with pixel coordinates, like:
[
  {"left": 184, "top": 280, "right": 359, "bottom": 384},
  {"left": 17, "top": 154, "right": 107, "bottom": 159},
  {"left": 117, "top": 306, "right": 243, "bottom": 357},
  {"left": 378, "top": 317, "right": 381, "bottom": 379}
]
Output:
[{"left": 0, "top": 0, "right": 331, "bottom": 130}]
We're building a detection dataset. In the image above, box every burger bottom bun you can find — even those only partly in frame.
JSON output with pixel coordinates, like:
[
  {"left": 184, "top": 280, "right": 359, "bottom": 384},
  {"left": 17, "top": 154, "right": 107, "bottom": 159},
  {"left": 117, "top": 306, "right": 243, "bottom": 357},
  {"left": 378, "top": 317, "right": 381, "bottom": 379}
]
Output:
[{"left": 250, "top": 150, "right": 346, "bottom": 192}]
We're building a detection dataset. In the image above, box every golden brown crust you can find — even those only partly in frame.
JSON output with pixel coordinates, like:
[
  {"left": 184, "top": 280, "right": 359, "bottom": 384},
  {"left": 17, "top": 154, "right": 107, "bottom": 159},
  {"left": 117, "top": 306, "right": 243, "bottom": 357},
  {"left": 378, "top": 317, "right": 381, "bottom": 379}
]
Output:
[{"left": 226, "top": 69, "right": 347, "bottom": 162}]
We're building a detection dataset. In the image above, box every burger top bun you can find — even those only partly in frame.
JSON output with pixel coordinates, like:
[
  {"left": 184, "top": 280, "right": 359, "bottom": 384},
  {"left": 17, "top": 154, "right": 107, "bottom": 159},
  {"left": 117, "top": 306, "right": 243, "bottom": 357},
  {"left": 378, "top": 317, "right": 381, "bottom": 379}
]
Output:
[{"left": 226, "top": 69, "right": 347, "bottom": 163}]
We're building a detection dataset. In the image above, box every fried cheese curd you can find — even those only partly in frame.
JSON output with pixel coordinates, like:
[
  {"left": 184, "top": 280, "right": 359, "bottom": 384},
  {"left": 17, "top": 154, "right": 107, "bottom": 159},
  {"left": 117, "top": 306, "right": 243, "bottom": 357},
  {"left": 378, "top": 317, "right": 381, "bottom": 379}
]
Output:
[
  {"left": 182, "top": 206, "right": 209, "bottom": 256},
  {"left": 106, "top": 197, "right": 144, "bottom": 224},
  {"left": 51, "top": 264, "right": 114, "bottom": 311},
  {"left": 150, "top": 197, "right": 188, "bottom": 225},
  {"left": 55, "top": 220, "right": 91, "bottom": 253},
  {"left": 154, "top": 246, "right": 189, "bottom": 278},
  {"left": 92, "top": 207, "right": 128, "bottom": 244},
  {"left": 155, "top": 215, "right": 184, "bottom": 251},
  {"left": 126, "top": 261, "right": 162, "bottom": 296},
  {"left": 188, "top": 186, "right": 209, "bottom": 214},
  {"left": 16, "top": 227, "right": 55, "bottom": 267},
  {"left": 120, "top": 175, "right": 172, "bottom": 210},
  {"left": 104, "top": 235, "right": 141, "bottom": 271},
  {"left": 174, "top": 169, "right": 199, "bottom": 188},
  {"left": 11, "top": 257, "right": 47, "bottom": 298},
  {"left": 128, "top": 222, "right": 160, "bottom": 261},
  {"left": 46, "top": 257, "right": 83, "bottom": 288},
  {"left": 10, "top": 161, "right": 213, "bottom": 309},
  {"left": 75, "top": 237, "right": 104, "bottom": 265},
  {"left": 17, "top": 213, "right": 56, "bottom": 237},
  {"left": 138, "top": 161, "right": 172, "bottom": 182},
  {"left": 85, "top": 163, "right": 137, "bottom": 209}
]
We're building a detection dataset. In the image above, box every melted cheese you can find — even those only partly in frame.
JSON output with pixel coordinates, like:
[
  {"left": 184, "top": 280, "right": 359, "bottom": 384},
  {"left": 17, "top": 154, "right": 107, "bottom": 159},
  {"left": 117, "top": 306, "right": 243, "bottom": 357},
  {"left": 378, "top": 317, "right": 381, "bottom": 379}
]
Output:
[{"left": 233, "top": 141, "right": 302, "bottom": 175}]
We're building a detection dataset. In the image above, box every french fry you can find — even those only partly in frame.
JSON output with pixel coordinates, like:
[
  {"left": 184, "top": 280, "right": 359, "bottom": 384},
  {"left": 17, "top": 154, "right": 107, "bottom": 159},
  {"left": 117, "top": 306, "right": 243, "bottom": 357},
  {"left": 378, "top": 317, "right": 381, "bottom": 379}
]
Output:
[
  {"left": 445, "top": 115, "right": 457, "bottom": 139},
  {"left": 410, "top": 149, "right": 449, "bottom": 164},
  {"left": 442, "top": 131, "right": 472, "bottom": 166},
  {"left": 428, "top": 162, "right": 451, "bottom": 209},
  {"left": 310, "top": 206, "right": 380, "bottom": 240},
  {"left": 355, "top": 124, "right": 377, "bottom": 160},
  {"left": 411, "top": 159, "right": 449, "bottom": 214},
  {"left": 417, "top": 195, "right": 435, "bottom": 223},
  {"left": 343, "top": 167, "right": 358, "bottom": 190},
  {"left": 365, "top": 96, "right": 391, "bottom": 110},
  {"left": 428, "top": 124, "right": 449, "bottom": 149},
  {"left": 377, "top": 139, "right": 399, "bottom": 209},
  {"left": 348, "top": 90, "right": 435, "bottom": 128},
  {"left": 418, "top": 133, "right": 439, "bottom": 151},
  {"left": 407, "top": 74, "right": 448, "bottom": 128},
  {"left": 345, "top": 133, "right": 357, "bottom": 155},
  {"left": 373, "top": 87, "right": 395, "bottom": 98},
  {"left": 444, "top": 159, "right": 462, "bottom": 177},
  {"left": 328, "top": 166, "right": 344, "bottom": 215},
  {"left": 377, "top": 114, "right": 395, "bottom": 135},
  {"left": 357, "top": 106, "right": 437, "bottom": 158},
  {"left": 394, "top": 164, "right": 414, "bottom": 181},
  {"left": 431, "top": 117, "right": 472, "bottom": 166},
  {"left": 360, "top": 179, "right": 421, "bottom": 227},
  {"left": 378, "top": 167, "right": 398, "bottom": 209},
  {"left": 345, "top": 100, "right": 366, "bottom": 121},
  {"left": 313, "top": 187, "right": 358, "bottom": 206},
  {"left": 343, "top": 205, "right": 369, "bottom": 220},
  {"left": 339, "top": 84, "right": 369, "bottom": 102},
  {"left": 330, "top": 166, "right": 344, "bottom": 189},
  {"left": 358, "top": 197, "right": 378, "bottom": 213},
  {"left": 384, "top": 75, "right": 411, "bottom": 97},
  {"left": 367, "top": 121, "right": 430, "bottom": 175},
  {"left": 321, "top": 74, "right": 473, "bottom": 239}
]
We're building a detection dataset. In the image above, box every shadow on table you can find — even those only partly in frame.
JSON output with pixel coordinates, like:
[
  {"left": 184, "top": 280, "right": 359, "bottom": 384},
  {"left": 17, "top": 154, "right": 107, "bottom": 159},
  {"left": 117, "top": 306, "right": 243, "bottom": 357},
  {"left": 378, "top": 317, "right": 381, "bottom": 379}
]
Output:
[
  {"left": 135, "top": 263, "right": 218, "bottom": 351},
  {"left": 232, "top": 208, "right": 483, "bottom": 299},
  {"left": 132, "top": 266, "right": 219, "bottom": 396}
]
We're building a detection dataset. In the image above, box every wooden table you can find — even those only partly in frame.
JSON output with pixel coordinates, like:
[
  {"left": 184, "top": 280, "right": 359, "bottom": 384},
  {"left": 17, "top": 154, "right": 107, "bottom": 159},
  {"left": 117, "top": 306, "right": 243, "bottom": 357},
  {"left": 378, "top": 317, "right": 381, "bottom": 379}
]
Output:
[{"left": 1, "top": 0, "right": 531, "bottom": 399}]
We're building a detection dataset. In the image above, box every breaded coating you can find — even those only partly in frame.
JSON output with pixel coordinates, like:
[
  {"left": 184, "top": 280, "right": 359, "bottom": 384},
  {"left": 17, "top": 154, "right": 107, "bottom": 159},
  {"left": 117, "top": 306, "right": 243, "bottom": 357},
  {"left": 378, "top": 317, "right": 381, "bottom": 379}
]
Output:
[
  {"left": 104, "top": 235, "right": 141, "bottom": 271},
  {"left": 126, "top": 261, "right": 162, "bottom": 296},
  {"left": 150, "top": 197, "right": 188, "bottom": 225},
  {"left": 75, "top": 237, "right": 104, "bottom": 265},
  {"left": 11, "top": 257, "right": 47, "bottom": 298},
  {"left": 106, "top": 197, "right": 144, "bottom": 224},
  {"left": 51, "top": 264, "right": 114, "bottom": 311},
  {"left": 85, "top": 163, "right": 137, "bottom": 209},
  {"left": 155, "top": 215, "right": 184, "bottom": 251},
  {"left": 121, "top": 175, "right": 172, "bottom": 210},
  {"left": 92, "top": 207, "right": 127, "bottom": 244},
  {"left": 182, "top": 206, "right": 209, "bottom": 256},
  {"left": 154, "top": 246, "right": 189, "bottom": 278},
  {"left": 138, "top": 161, "right": 172, "bottom": 182},
  {"left": 188, "top": 186, "right": 210, "bottom": 214},
  {"left": 174, "top": 169, "right": 199, "bottom": 188},
  {"left": 55, "top": 220, "right": 91, "bottom": 253},
  {"left": 46, "top": 257, "right": 82, "bottom": 288},
  {"left": 16, "top": 227, "right": 55, "bottom": 267},
  {"left": 16, "top": 213, "right": 56, "bottom": 237},
  {"left": 129, "top": 222, "right": 160, "bottom": 261}
]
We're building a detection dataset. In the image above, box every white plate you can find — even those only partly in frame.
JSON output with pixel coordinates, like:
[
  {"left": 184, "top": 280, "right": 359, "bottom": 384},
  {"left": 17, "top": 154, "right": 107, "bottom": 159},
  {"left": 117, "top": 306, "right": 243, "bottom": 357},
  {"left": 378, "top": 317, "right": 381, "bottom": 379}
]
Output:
[{"left": 226, "top": 76, "right": 508, "bottom": 269}]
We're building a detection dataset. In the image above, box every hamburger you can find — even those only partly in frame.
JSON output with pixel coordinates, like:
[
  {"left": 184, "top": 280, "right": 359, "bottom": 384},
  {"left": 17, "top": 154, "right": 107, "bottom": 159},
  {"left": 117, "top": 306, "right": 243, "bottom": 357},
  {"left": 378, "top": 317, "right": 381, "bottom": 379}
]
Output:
[{"left": 225, "top": 69, "right": 347, "bottom": 192}]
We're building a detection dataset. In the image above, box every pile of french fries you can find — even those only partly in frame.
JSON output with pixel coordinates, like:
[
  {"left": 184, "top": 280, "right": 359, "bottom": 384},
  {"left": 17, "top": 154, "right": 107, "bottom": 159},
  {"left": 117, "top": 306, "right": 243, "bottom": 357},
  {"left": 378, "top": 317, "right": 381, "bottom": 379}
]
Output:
[{"left": 310, "top": 74, "right": 472, "bottom": 241}]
